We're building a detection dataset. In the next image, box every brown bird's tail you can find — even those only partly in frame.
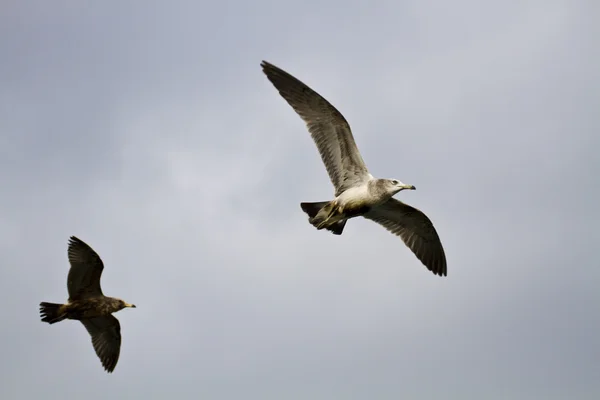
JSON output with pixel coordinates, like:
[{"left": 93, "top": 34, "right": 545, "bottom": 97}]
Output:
[
  {"left": 39, "top": 302, "right": 67, "bottom": 324},
  {"left": 300, "top": 201, "right": 347, "bottom": 235}
]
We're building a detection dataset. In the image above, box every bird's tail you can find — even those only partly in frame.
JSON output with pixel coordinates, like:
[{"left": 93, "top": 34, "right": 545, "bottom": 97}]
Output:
[
  {"left": 39, "top": 302, "right": 67, "bottom": 324},
  {"left": 300, "top": 201, "right": 347, "bottom": 235}
]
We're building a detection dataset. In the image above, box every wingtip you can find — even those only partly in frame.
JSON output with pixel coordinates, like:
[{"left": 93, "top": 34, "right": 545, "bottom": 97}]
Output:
[
  {"left": 260, "top": 60, "right": 272, "bottom": 71},
  {"left": 434, "top": 264, "right": 447, "bottom": 277},
  {"left": 68, "top": 236, "right": 87, "bottom": 247},
  {"left": 425, "top": 258, "right": 447, "bottom": 277}
]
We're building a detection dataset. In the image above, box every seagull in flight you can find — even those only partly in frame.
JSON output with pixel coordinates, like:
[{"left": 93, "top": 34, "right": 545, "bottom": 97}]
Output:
[
  {"left": 261, "top": 61, "right": 447, "bottom": 276},
  {"left": 39, "top": 236, "right": 136, "bottom": 372}
]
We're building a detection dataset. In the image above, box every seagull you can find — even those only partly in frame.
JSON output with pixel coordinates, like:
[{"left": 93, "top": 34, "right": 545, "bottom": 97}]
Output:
[
  {"left": 39, "top": 236, "right": 136, "bottom": 372},
  {"left": 261, "top": 61, "right": 447, "bottom": 276}
]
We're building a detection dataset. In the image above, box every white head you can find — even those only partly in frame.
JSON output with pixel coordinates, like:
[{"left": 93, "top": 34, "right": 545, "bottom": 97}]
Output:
[{"left": 385, "top": 179, "right": 416, "bottom": 194}]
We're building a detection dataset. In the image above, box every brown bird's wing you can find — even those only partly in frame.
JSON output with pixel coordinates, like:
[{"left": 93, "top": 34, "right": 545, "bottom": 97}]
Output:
[
  {"left": 66, "top": 236, "right": 105, "bottom": 301},
  {"left": 80, "top": 315, "right": 122, "bottom": 373},
  {"left": 261, "top": 61, "right": 372, "bottom": 196},
  {"left": 364, "top": 199, "right": 447, "bottom": 276}
]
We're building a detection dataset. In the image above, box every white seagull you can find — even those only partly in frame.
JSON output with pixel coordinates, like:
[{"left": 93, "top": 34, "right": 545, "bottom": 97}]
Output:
[{"left": 261, "top": 61, "right": 447, "bottom": 276}]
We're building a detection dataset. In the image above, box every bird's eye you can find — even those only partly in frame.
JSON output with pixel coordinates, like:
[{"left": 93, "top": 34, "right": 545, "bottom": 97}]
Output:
[{"left": 392, "top": 180, "right": 398, "bottom": 184}]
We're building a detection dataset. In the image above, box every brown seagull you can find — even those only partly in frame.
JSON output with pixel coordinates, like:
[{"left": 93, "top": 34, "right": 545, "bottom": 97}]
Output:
[
  {"left": 39, "top": 236, "right": 136, "bottom": 372},
  {"left": 261, "top": 61, "right": 447, "bottom": 276}
]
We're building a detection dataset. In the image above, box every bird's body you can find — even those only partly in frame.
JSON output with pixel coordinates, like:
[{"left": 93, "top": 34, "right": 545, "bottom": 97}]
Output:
[
  {"left": 261, "top": 60, "right": 448, "bottom": 276},
  {"left": 306, "top": 179, "right": 400, "bottom": 229},
  {"left": 39, "top": 236, "right": 135, "bottom": 373},
  {"left": 42, "top": 297, "right": 130, "bottom": 321}
]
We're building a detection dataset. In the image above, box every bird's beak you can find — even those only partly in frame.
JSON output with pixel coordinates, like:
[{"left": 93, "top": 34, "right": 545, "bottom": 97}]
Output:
[
  {"left": 402, "top": 184, "right": 416, "bottom": 190},
  {"left": 126, "top": 303, "right": 136, "bottom": 308}
]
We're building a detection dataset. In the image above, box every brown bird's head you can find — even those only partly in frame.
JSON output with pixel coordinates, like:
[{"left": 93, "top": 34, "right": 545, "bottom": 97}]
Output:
[{"left": 118, "top": 299, "right": 136, "bottom": 310}]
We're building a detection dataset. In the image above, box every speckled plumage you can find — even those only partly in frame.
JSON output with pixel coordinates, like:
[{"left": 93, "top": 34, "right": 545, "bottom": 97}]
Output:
[{"left": 39, "top": 236, "right": 136, "bottom": 373}]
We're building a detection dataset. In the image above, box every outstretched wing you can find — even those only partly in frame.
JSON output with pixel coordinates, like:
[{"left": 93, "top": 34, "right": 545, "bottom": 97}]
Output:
[
  {"left": 80, "top": 315, "right": 122, "bottom": 373},
  {"left": 66, "top": 236, "right": 105, "bottom": 301},
  {"left": 364, "top": 199, "right": 447, "bottom": 276},
  {"left": 261, "top": 61, "right": 372, "bottom": 196}
]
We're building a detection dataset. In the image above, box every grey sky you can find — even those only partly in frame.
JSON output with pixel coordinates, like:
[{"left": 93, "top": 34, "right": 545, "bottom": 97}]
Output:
[{"left": 1, "top": 1, "right": 598, "bottom": 399}]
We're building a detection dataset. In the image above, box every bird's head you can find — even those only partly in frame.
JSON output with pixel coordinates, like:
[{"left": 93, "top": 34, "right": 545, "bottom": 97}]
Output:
[
  {"left": 386, "top": 179, "right": 416, "bottom": 194},
  {"left": 119, "top": 300, "right": 137, "bottom": 310}
]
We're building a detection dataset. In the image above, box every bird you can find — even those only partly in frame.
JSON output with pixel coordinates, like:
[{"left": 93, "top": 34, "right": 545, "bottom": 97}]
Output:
[
  {"left": 261, "top": 60, "right": 447, "bottom": 276},
  {"left": 39, "top": 236, "right": 136, "bottom": 373}
]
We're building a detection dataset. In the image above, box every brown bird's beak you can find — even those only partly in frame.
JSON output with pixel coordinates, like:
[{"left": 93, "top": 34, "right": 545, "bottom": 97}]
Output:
[{"left": 125, "top": 303, "right": 136, "bottom": 308}]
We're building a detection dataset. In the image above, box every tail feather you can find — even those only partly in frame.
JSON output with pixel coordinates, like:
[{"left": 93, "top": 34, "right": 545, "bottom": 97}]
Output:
[
  {"left": 326, "top": 220, "right": 346, "bottom": 235},
  {"left": 40, "top": 302, "right": 67, "bottom": 324},
  {"left": 300, "top": 201, "right": 347, "bottom": 235},
  {"left": 300, "top": 201, "right": 329, "bottom": 219}
]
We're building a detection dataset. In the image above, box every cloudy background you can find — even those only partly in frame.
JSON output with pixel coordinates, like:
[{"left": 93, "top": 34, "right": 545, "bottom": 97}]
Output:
[{"left": 1, "top": 1, "right": 598, "bottom": 399}]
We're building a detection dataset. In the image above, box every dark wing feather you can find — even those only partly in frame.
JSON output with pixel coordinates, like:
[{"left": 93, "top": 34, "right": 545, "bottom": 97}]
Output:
[
  {"left": 364, "top": 199, "right": 447, "bottom": 276},
  {"left": 67, "top": 236, "right": 105, "bottom": 301},
  {"left": 261, "top": 61, "right": 372, "bottom": 196},
  {"left": 80, "top": 315, "right": 122, "bottom": 373}
]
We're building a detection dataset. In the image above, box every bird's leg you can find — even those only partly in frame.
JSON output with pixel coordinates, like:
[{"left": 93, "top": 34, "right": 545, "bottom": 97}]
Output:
[
  {"left": 327, "top": 200, "right": 340, "bottom": 218},
  {"left": 315, "top": 201, "right": 344, "bottom": 229}
]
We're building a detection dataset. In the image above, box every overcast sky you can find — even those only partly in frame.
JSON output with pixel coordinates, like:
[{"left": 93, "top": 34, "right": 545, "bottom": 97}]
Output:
[{"left": 1, "top": 1, "right": 598, "bottom": 399}]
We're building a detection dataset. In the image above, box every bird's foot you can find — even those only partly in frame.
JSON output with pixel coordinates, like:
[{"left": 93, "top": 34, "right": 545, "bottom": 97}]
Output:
[{"left": 327, "top": 201, "right": 340, "bottom": 218}]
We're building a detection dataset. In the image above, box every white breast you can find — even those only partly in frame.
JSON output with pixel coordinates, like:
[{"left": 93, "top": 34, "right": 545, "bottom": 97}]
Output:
[{"left": 336, "top": 183, "right": 372, "bottom": 206}]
